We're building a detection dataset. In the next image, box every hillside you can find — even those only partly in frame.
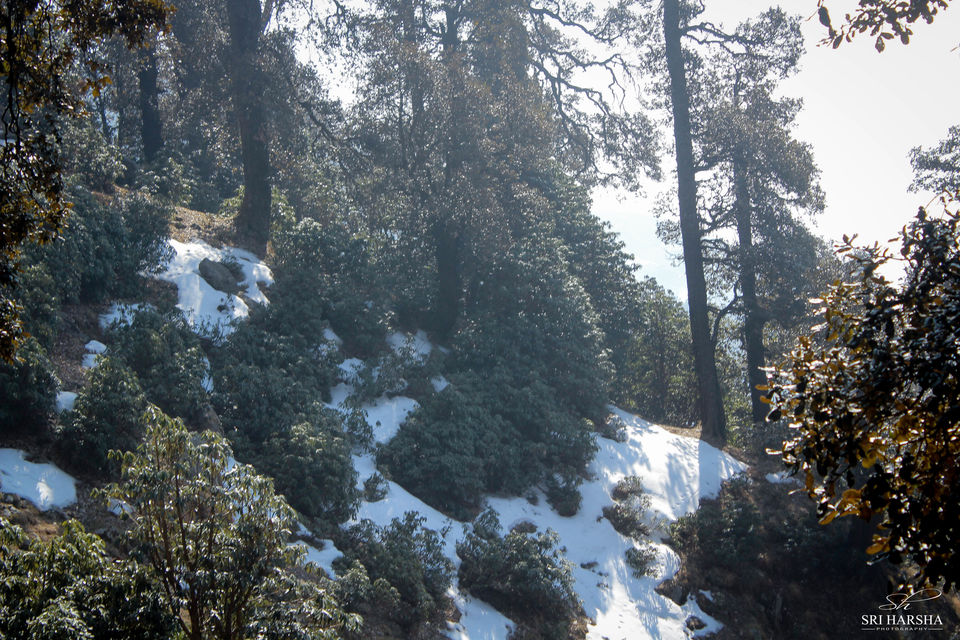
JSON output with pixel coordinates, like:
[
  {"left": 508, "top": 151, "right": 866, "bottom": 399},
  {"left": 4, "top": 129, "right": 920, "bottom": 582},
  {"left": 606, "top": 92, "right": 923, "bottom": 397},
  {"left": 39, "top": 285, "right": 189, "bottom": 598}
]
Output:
[
  {"left": 2, "top": 233, "right": 748, "bottom": 638},
  {"left": 3, "top": 1, "right": 960, "bottom": 638}
]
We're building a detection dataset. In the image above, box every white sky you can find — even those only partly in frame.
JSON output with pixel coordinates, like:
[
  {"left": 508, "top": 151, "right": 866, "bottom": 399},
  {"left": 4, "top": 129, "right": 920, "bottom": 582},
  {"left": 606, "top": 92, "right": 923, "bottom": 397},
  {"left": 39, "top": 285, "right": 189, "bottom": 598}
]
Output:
[{"left": 595, "top": 2, "right": 960, "bottom": 297}]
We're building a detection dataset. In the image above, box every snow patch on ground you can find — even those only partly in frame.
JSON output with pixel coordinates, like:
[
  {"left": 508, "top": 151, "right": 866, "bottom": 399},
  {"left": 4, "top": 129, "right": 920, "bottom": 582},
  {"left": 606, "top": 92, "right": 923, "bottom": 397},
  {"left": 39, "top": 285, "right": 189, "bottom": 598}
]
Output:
[
  {"left": 431, "top": 375, "right": 450, "bottom": 392},
  {"left": 294, "top": 539, "right": 343, "bottom": 577},
  {"left": 446, "top": 589, "right": 516, "bottom": 639},
  {"left": 56, "top": 391, "right": 77, "bottom": 412},
  {"left": 81, "top": 339, "right": 106, "bottom": 369},
  {"left": 681, "top": 596, "right": 724, "bottom": 637},
  {"left": 99, "top": 302, "right": 154, "bottom": 330},
  {"left": 337, "top": 358, "right": 364, "bottom": 384},
  {"left": 765, "top": 471, "right": 799, "bottom": 486},
  {"left": 362, "top": 395, "right": 419, "bottom": 444},
  {"left": 84, "top": 340, "right": 107, "bottom": 354},
  {"left": 0, "top": 449, "right": 77, "bottom": 510},
  {"left": 154, "top": 239, "right": 273, "bottom": 338},
  {"left": 387, "top": 330, "right": 432, "bottom": 362}
]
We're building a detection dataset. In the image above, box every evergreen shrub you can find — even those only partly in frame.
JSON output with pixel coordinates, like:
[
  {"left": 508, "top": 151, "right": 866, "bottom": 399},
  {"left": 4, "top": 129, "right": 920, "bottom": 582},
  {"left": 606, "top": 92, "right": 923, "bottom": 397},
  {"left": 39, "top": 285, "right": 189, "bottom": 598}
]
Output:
[
  {"left": 0, "top": 518, "right": 176, "bottom": 640},
  {"left": 334, "top": 513, "right": 453, "bottom": 630},
  {"left": 456, "top": 509, "right": 582, "bottom": 639},
  {"left": 107, "top": 309, "right": 209, "bottom": 423},
  {"left": 0, "top": 338, "right": 57, "bottom": 435},
  {"left": 259, "top": 420, "right": 359, "bottom": 529},
  {"left": 59, "top": 357, "right": 148, "bottom": 474}
]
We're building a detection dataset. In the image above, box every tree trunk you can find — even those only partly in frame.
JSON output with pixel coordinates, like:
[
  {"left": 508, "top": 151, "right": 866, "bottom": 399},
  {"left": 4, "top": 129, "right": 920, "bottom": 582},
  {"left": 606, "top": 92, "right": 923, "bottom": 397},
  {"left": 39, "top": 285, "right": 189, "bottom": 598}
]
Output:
[
  {"left": 662, "top": 0, "right": 727, "bottom": 446},
  {"left": 432, "top": 220, "right": 461, "bottom": 338},
  {"left": 138, "top": 43, "right": 163, "bottom": 162},
  {"left": 431, "top": 5, "right": 463, "bottom": 338},
  {"left": 733, "top": 156, "right": 768, "bottom": 424},
  {"left": 226, "top": 0, "right": 271, "bottom": 256}
]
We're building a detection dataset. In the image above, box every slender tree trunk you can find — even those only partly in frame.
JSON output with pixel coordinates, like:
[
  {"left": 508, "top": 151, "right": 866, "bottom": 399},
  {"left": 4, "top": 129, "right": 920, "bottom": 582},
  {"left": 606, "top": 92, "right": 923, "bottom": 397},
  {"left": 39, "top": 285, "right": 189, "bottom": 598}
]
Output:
[
  {"left": 662, "top": 0, "right": 726, "bottom": 446},
  {"left": 226, "top": 0, "right": 271, "bottom": 255},
  {"left": 138, "top": 43, "right": 163, "bottom": 162},
  {"left": 433, "top": 220, "right": 461, "bottom": 337},
  {"left": 733, "top": 157, "right": 767, "bottom": 424},
  {"left": 431, "top": 5, "right": 463, "bottom": 338}
]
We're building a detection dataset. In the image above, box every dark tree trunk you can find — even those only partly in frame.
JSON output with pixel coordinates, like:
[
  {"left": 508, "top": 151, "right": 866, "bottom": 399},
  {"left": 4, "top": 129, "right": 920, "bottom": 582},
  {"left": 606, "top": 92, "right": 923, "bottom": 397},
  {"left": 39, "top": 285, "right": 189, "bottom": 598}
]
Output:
[
  {"left": 226, "top": 0, "right": 271, "bottom": 256},
  {"left": 431, "top": 5, "right": 463, "bottom": 338},
  {"left": 138, "top": 44, "right": 163, "bottom": 162},
  {"left": 733, "top": 157, "right": 768, "bottom": 424},
  {"left": 663, "top": 0, "right": 727, "bottom": 446},
  {"left": 432, "top": 221, "right": 461, "bottom": 338}
]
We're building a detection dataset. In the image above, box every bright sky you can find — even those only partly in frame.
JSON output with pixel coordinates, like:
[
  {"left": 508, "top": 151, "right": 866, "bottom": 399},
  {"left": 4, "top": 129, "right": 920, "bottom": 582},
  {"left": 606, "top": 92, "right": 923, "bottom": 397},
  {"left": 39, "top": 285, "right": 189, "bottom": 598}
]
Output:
[{"left": 595, "top": 2, "right": 960, "bottom": 297}]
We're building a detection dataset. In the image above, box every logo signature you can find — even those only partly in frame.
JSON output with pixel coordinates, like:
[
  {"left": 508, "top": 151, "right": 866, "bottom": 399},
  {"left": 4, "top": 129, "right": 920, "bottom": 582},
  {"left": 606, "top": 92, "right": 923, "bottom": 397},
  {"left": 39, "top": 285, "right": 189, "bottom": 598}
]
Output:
[
  {"left": 861, "top": 588, "right": 944, "bottom": 632},
  {"left": 878, "top": 588, "right": 942, "bottom": 611}
]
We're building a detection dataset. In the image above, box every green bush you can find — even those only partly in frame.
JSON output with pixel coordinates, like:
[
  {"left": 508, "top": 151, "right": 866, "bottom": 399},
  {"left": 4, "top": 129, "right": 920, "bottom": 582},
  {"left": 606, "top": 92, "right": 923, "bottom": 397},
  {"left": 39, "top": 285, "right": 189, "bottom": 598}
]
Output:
[
  {"left": 379, "top": 368, "right": 597, "bottom": 518},
  {"left": 623, "top": 279, "right": 698, "bottom": 428},
  {"left": 377, "top": 374, "right": 504, "bottom": 519},
  {"left": 625, "top": 544, "right": 658, "bottom": 578},
  {"left": 363, "top": 472, "right": 389, "bottom": 502},
  {"left": 458, "top": 235, "right": 612, "bottom": 421},
  {"left": 58, "top": 357, "right": 148, "bottom": 474},
  {"left": 334, "top": 513, "right": 453, "bottom": 630},
  {"left": 15, "top": 265, "right": 60, "bottom": 348},
  {"left": 258, "top": 420, "right": 359, "bottom": 530},
  {"left": 22, "top": 187, "right": 171, "bottom": 305},
  {"left": 545, "top": 475, "right": 583, "bottom": 517},
  {"left": 61, "top": 118, "right": 123, "bottom": 192},
  {"left": 271, "top": 218, "right": 389, "bottom": 356},
  {"left": 107, "top": 309, "right": 209, "bottom": 423},
  {"left": 0, "top": 518, "right": 176, "bottom": 640},
  {"left": 669, "top": 476, "right": 762, "bottom": 570},
  {"left": 0, "top": 338, "right": 57, "bottom": 436},
  {"left": 378, "top": 234, "right": 611, "bottom": 516},
  {"left": 456, "top": 509, "right": 582, "bottom": 639},
  {"left": 211, "top": 312, "right": 338, "bottom": 445},
  {"left": 604, "top": 475, "right": 652, "bottom": 539}
]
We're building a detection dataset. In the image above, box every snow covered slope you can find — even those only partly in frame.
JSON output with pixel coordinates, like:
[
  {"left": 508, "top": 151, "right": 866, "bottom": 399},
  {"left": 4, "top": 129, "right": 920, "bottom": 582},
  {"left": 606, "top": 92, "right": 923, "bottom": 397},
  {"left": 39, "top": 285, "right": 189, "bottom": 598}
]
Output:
[
  {"left": 120, "top": 241, "right": 746, "bottom": 639},
  {"left": 327, "top": 346, "right": 747, "bottom": 640}
]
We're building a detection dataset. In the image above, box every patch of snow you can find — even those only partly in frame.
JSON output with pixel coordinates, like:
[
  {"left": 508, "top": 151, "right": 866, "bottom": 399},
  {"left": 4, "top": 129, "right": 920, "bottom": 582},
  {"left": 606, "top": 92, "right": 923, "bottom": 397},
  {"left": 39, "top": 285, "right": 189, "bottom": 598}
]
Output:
[
  {"left": 326, "top": 383, "right": 354, "bottom": 411},
  {"left": 84, "top": 340, "right": 107, "bottom": 354},
  {"left": 362, "top": 395, "right": 419, "bottom": 444},
  {"left": 55, "top": 391, "right": 77, "bottom": 412},
  {"left": 699, "top": 590, "right": 714, "bottom": 603},
  {"left": 431, "top": 375, "right": 450, "bottom": 392},
  {"left": 99, "top": 302, "right": 154, "bottom": 330},
  {"left": 446, "top": 589, "right": 515, "bottom": 640},
  {"left": 338, "top": 358, "right": 365, "bottom": 384},
  {"left": 323, "top": 327, "right": 342, "bottom": 345},
  {"left": 201, "top": 355, "right": 214, "bottom": 393},
  {"left": 765, "top": 471, "right": 800, "bottom": 486},
  {"left": 108, "top": 498, "right": 134, "bottom": 517},
  {"left": 81, "top": 353, "right": 100, "bottom": 369},
  {"left": 338, "top": 371, "right": 748, "bottom": 640},
  {"left": 0, "top": 449, "right": 77, "bottom": 510},
  {"left": 681, "top": 595, "right": 724, "bottom": 637},
  {"left": 153, "top": 239, "right": 272, "bottom": 338},
  {"left": 387, "top": 329, "right": 432, "bottom": 362},
  {"left": 295, "top": 539, "right": 344, "bottom": 577}
]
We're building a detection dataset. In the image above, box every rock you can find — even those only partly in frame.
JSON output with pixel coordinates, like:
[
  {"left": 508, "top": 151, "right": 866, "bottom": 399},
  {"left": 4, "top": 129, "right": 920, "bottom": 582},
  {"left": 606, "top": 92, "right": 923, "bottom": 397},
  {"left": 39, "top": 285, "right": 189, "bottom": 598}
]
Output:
[
  {"left": 198, "top": 258, "right": 241, "bottom": 294},
  {"left": 198, "top": 403, "right": 222, "bottom": 433},
  {"left": 686, "top": 616, "right": 706, "bottom": 631}
]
